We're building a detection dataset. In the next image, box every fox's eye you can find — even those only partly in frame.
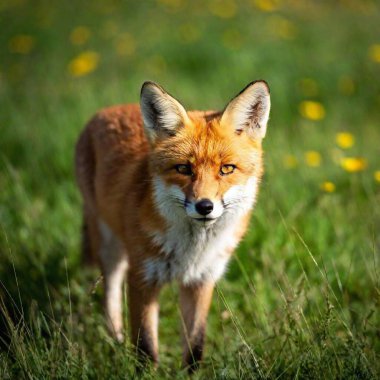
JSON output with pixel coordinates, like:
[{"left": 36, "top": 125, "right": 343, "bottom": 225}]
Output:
[
  {"left": 175, "top": 164, "right": 193, "bottom": 176},
  {"left": 220, "top": 164, "right": 236, "bottom": 175}
]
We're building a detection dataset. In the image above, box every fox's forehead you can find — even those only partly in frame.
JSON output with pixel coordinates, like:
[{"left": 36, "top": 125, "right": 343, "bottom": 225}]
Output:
[{"left": 155, "top": 118, "right": 260, "bottom": 167}]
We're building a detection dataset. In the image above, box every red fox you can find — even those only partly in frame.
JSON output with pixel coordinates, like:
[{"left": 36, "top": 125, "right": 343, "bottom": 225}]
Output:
[{"left": 75, "top": 80, "right": 270, "bottom": 371}]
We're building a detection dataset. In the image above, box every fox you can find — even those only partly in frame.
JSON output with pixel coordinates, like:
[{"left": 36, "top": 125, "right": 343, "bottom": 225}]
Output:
[{"left": 75, "top": 80, "right": 271, "bottom": 371}]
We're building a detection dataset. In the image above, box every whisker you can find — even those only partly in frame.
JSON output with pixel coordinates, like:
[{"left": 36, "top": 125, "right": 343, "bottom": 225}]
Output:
[
  {"left": 223, "top": 199, "right": 243, "bottom": 206},
  {"left": 223, "top": 197, "right": 252, "bottom": 208}
]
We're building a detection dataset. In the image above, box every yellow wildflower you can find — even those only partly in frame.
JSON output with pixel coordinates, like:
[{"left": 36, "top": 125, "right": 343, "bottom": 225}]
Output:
[
  {"left": 208, "top": 0, "right": 237, "bottom": 19},
  {"left": 373, "top": 171, "right": 380, "bottom": 182},
  {"left": 283, "top": 154, "right": 298, "bottom": 169},
  {"left": 70, "top": 26, "right": 91, "bottom": 46},
  {"left": 68, "top": 51, "right": 99, "bottom": 77},
  {"left": 340, "top": 157, "right": 367, "bottom": 172},
  {"left": 336, "top": 132, "right": 355, "bottom": 149},
  {"left": 299, "top": 101, "right": 325, "bottom": 121},
  {"left": 253, "top": 0, "right": 280, "bottom": 12},
  {"left": 9, "top": 34, "right": 35, "bottom": 54},
  {"left": 369, "top": 44, "right": 380, "bottom": 63},
  {"left": 305, "top": 151, "right": 321, "bottom": 167},
  {"left": 320, "top": 181, "right": 336, "bottom": 193}
]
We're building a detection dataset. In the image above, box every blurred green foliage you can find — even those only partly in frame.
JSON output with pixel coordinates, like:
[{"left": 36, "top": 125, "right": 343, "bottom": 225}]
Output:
[{"left": 0, "top": 0, "right": 379, "bottom": 378}]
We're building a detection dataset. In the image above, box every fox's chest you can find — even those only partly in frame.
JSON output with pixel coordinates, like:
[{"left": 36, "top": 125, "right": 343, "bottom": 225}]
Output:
[{"left": 143, "top": 218, "right": 241, "bottom": 285}]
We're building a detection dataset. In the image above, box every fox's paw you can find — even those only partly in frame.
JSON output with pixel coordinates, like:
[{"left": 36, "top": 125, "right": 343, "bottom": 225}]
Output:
[{"left": 114, "top": 331, "right": 124, "bottom": 344}]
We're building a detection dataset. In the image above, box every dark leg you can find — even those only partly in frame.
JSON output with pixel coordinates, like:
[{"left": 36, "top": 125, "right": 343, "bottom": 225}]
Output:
[
  {"left": 179, "top": 282, "right": 214, "bottom": 373},
  {"left": 128, "top": 276, "right": 161, "bottom": 366}
]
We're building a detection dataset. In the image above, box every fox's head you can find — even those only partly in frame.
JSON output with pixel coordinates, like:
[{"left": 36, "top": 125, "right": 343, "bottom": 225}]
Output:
[{"left": 140, "top": 81, "right": 270, "bottom": 226}]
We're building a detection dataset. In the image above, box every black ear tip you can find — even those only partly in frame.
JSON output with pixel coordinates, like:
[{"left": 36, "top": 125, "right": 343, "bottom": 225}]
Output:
[
  {"left": 236, "top": 80, "right": 270, "bottom": 97},
  {"left": 141, "top": 81, "right": 165, "bottom": 96},
  {"left": 249, "top": 80, "right": 270, "bottom": 94},
  {"left": 142, "top": 80, "right": 156, "bottom": 87},
  {"left": 141, "top": 81, "right": 155, "bottom": 94},
  {"left": 257, "top": 80, "right": 270, "bottom": 93}
]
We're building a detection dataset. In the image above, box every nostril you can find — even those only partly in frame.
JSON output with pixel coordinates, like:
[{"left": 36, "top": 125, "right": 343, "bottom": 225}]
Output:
[{"left": 195, "top": 199, "right": 214, "bottom": 216}]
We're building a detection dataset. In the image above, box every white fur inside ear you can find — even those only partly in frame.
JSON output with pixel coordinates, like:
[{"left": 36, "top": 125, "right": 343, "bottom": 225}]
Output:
[
  {"left": 221, "top": 81, "right": 271, "bottom": 139},
  {"left": 140, "top": 82, "right": 189, "bottom": 141}
]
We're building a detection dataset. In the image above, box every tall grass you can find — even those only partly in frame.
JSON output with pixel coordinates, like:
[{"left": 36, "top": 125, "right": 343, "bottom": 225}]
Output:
[{"left": 1, "top": 0, "right": 379, "bottom": 378}]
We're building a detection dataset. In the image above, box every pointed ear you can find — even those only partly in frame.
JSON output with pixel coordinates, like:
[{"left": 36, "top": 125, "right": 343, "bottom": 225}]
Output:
[
  {"left": 140, "top": 81, "right": 190, "bottom": 142},
  {"left": 220, "top": 80, "right": 271, "bottom": 139}
]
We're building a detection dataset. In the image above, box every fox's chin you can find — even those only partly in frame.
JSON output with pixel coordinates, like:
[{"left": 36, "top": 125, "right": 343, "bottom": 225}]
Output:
[{"left": 190, "top": 217, "right": 218, "bottom": 226}]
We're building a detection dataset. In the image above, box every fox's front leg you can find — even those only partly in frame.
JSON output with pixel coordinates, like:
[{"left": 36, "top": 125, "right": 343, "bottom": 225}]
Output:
[
  {"left": 128, "top": 276, "right": 161, "bottom": 365},
  {"left": 179, "top": 282, "right": 214, "bottom": 372},
  {"left": 98, "top": 221, "right": 128, "bottom": 343}
]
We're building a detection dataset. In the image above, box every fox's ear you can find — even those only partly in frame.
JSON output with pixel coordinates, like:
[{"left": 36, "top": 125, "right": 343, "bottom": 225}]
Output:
[
  {"left": 220, "top": 80, "right": 271, "bottom": 139},
  {"left": 140, "top": 81, "right": 190, "bottom": 141}
]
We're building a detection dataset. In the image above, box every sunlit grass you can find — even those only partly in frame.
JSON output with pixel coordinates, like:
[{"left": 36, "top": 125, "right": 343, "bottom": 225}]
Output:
[{"left": 0, "top": 0, "right": 379, "bottom": 378}]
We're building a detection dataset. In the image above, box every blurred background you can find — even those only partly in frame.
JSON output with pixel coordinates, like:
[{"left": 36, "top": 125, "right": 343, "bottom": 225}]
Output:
[{"left": 0, "top": 0, "right": 379, "bottom": 378}]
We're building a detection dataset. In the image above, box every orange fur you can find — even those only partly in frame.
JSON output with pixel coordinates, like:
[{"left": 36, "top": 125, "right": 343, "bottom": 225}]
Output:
[{"left": 75, "top": 80, "right": 270, "bottom": 370}]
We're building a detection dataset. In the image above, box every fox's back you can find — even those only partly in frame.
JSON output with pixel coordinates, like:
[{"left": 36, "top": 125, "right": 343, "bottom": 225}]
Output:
[
  {"left": 75, "top": 104, "right": 151, "bottom": 235},
  {"left": 76, "top": 103, "right": 148, "bottom": 170}
]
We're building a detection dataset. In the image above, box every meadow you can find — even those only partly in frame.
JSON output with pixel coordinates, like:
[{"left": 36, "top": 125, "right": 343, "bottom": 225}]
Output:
[{"left": 0, "top": 0, "right": 379, "bottom": 378}]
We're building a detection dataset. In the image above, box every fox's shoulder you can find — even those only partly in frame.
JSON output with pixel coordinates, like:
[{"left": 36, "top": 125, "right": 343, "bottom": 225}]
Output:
[
  {"left": 79, "top": 103, "right": 149, "bottom": 155},
  {"left": 85, "top": 103, "right": 144, "bottom": 140}
]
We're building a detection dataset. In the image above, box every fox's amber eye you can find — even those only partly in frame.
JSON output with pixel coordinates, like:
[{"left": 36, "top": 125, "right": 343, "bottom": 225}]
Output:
[
  {"left": 220, "top": 164, "right": 236, "bottom": 175},
  {"left": 175, "top": 164, "right": 193, "bottom": 176}
]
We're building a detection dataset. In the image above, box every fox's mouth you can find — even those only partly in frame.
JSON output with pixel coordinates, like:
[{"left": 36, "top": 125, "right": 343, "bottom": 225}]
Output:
[{"left": 192, "top": 217, "right": 217, "bottom": 224}]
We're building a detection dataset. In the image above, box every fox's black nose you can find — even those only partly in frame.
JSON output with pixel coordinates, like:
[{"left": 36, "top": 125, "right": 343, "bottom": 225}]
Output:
[{"left": 195, "top": 199, "right": 214, "bottom": 216}]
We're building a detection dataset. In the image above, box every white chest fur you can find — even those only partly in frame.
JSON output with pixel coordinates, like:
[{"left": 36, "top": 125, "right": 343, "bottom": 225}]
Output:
[{"left": 143, "top": 176, "right": 258, "bottom": 285}]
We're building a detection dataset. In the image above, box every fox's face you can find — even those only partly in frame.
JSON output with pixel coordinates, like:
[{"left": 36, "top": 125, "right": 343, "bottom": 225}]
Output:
[{"left": 140, "top": 81, "right": 270, "bottom": 225}]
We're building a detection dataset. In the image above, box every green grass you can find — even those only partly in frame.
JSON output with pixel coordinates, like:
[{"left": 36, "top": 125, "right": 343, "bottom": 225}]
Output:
[{"left": 1, "top": 0, "right": 379, "bottom": 378}]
